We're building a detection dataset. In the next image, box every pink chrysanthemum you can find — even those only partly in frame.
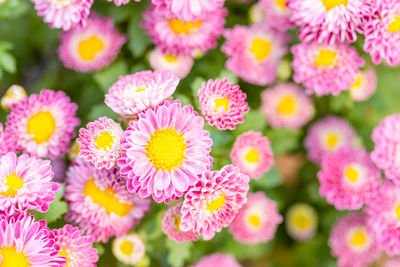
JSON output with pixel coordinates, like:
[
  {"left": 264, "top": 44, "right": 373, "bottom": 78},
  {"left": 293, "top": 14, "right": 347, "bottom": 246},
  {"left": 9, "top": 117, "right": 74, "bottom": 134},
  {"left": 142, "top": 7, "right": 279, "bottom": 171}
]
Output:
[
  {"left": 229, "top": 192, "right": 282, "bottom": 244},
  {"left": 198, "top": 78, "right": 249, "bottom": 130},
  {"left": 65, "top": 159, "right": 151, "bottom": 242},
  {"left": 318, "top": 147, "right": 381, "bottom": 210},
  {"left": 0, "top": 152, "right": 61, "bottom": 215},
  {"left": 288, "top": 0, "right": 373, "bottom": 44},
  {"left": 1, "top": 85, "right": 27, "bottom": 110},
  {"left": 191, "top": 253, "right": 242, "bottom": 267},
  {"left": 149, "top": 48, "right": 194, "bottom": 78},
  {"left": 108, "top": 0, "right": 140, "bottom": 6},
  {"left": 0, "top": 123, "right": 15, "bottom": 156},
  {"left": 292, "top": 42, "right": 364, "bottom": 96},
  {"left": 0, "top": 213, "right": 66, "bottom": 266},
  {"left": 260, "top": 0, "right": 294, "bottom": 31},
  {"left": 222, "top": 23, "right": 290, "bottom": 86},
  {"left": 105, "top": 70, "right": 179, "bottom": 119},
  {"left": 304, "top": 116, "right": 358, "bottom": 164},
  {"left": 329, "top": 213, "right": 380, "bottom": 267},
  {"left": 180, "top": 165, "right": 249, "bottom": 240},
  {"left": 151, "top": 0, "right": 225, "bottom": 22},
  {"left": 77, "top": 117, "right": 123, "bottom": 170},
  {"left": 59, "top": 13, "right": 126, "bottom": 72},
  {"left": 349, "top": 68, "right": 377, "bottom": 102},
  {"left": 261, "top": 83, "right": 314, "bottom": 129},
  {"left": 141, "top": 6, "right": 227, "bottom": 56},
  {"left": 118, "top": 100, "right": 213, "bottom": 204},
  {"left": 52, "top": 224, "right": 98, "bottom": 267},
  {"left": 112, "top": 232, "right": 146, "bottom": 265},
  {"left": 6, "top": 89, "right": 80, "bottom": 159},
  {"left": 230, "top": 131, "right": 274, "bottom": 179},
  {"left": 161, "top": 202, "right": 198, "bottom": 242},
  {"left": 371, "top": 114, "right": 400, "bottom": 182},
  {"left": 32, "top": 0, "right": 93, "bottom": 31}
]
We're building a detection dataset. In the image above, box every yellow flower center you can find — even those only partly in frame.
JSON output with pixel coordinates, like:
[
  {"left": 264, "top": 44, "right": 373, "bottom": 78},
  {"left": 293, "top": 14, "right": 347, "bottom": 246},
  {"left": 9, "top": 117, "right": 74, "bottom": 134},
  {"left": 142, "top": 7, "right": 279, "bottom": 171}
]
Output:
[
  {"left": 145, "top": 128, "right": 187, "bottom": 171},
  {"left": 244, "top": 148, "right": 259, "bottom": 163},
  {"left": 389, "top": 16, "right": 400, "bottom": 32},
  {"left": 321, "top": 0, "right": 348, "bottom": 11},
  {"left": 344, "top": 166, "right": 359, "bottom": 183},
  {"left": 95, "top": 132, "right": 115, "bottom": 151},
  {"left": 276, "top": 0, "right": 287, "bottom": 11},
  {"left": 78, "top": 36, "right": 105, "bottom": 61},
  {"left": 293, "top": 213, "right": 310, "bottom": 229},
  {"left": 83, "top": 179, "right": 133, "bottom": 217},
  {"left": 58, "top": 248, "right": 70, "bottom": 267},
  {"left": 169, "top": 19, "right": 202, "bottom": 35},
  {"left": 119, "top": 241, "right": 133, "bottom": 256},
  {"left": 0, "top": 247, "right": 30, "bottom": 267},
  {"left": 248, "top": 215, "right": 261, "bottom": 227},
  {"left": 213, "top": 97, "right": 229, "bottom": 113},
  {"left": 396, "top": 204, "right": 400, "bottom": 219},
  {"left": 250, "top": 38, "right": 272, "bottom": 61},
  {"left": 135, "top": 88, "right": 146, "bottom": 93},
  {"left": 27, "top": 111, "right": 56, "bottom": 144},
  {"left": 206, "top": 194, "right": 226, "bottom": 213},
  {"left": 325, "top": 133, "right": 339, "bottom": 149},
  {"left": 6, "top": 92, "right": 13, "bottom": 99},
  {"left": 314, "top": 49, "right": 337, "bottom": 67},
  {"left": 164, "top": 55, "right": 178, "bottom": 63},
  {"left": 351, "top": 75, "right": 362, "bottom": 89},
  {"left": 277, "top": 95, "right": 297, "bottom": 115},
  {"left": 350, "top": 230, "right": 367, "bottom": 247},
  {"left": 173, "top": 215, "right": 181, "bottom": 231},
  {"left": 1, "top": 173, "right": 24, "bottom": 198}
]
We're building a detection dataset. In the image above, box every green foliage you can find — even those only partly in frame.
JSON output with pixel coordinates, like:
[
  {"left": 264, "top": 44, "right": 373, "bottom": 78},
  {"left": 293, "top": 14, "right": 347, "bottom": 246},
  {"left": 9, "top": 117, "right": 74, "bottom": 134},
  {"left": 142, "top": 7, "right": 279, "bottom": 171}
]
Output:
[{"left": 31, "top": 186, "right": 68, "bottom": 224}]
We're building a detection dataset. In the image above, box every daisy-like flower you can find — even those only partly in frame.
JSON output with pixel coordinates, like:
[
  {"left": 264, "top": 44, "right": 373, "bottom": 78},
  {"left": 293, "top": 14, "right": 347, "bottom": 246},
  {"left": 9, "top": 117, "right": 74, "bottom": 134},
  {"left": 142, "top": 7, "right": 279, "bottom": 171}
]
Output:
[
  {"left": 318, "top": 147, "right": 381, "bottom": 210},
  {"left": 112, "top": 232, "right": 146, "bottom": 265},
  {"left": 161, "top": 202, "right": 198, "bottom": 242},
  {"left": 230, "top": 131, "right": 274, "bottom": 179},
  {"left": 222, "top": 23, "right": 290, "bottom": 86},
  {"left": 105, "top": 70, "right": 180, "bottom": 119},
  {"left": 141, "top": 6, "right": 227, "bottom": 56},
  {"left": 149, "top": 48, "right": 194, "bottom": 78},
  {"left": 52, "top": 224, "right": 98, "bottom": 267},
  {"left": 118, "top": 100, "right": 213, "bottom": 204},
  {"left": 0, "top": 213, "right": 66, "bottom": 266},
  {"left": 329, "top": 213, "right": 380, "bottom": 267},
  {"left": 0, "top": 123, "right": 15, "bottom": 156},
  {"left": 0, "top": 152, "right": 61, "bottom": 215},
  {"left": 349, "top": 68, "right": 377, "bottom": 102},
  {"left": 191, "top": 253, "right": 242, "bottom": 267},
  {"left": 198, "top": 78, "right": 249, "bottom": 130},
  {"left": 59, "top": 13, "right": 126, "bottom": 72},
  {"left": 6, "top": 89, "right": 80, "bottom": 159},
  {"left": 68, "top": 140, "right": 81, "bottom": 161},
  {"left": 370, "top": 114, "right": 400, "bottom": 182},
  {"left": 292, "top": 42, "right": 364, "bottom": 96},
  {"left": 1, "top": 85, "right": 27, "bottom": 110},
  {"left": 285, "top": 203, "right": 318, "bottom": 242},
  {"left": 65, "top": 159, "right": 151, "bottom": 242},
  {"left": 229, "top": 192, "right": 282, "bottom": 244},
  {"left": 32, "top": 0, "right": 93, "bottom": 31},
  {"left": 304, "top": 116, "right": 357, "bottom": 164},
  {"left": 249, "top": 3, "right": 266, "bottom": 24},
  {"left": 77, "top": 117, "right": 123, "bottom": 170},
  {"left": 288, "top": 0, "right": 373, "bottom": 44},
  {"left": 260, "top": 0, "right": 294, "bottom": 31},
  {"left": 261, "top": 83, "right": 314, "bottom": 129},
  {"left": 180, "top": 165, "right": 249, "bottom": 240}
]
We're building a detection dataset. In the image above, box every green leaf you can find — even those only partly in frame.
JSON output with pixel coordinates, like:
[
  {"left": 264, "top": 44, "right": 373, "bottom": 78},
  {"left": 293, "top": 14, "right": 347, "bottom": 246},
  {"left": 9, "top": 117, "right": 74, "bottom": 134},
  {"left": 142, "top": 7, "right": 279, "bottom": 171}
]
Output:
[
  {"left": 218, "top": 69, "right": 238, "bottom": 84},
  {"left": 166, "top": 239, "right": 193, "bottom": 267},
  {"left": 0, "top": 52, "right": 16, "bottom": 73},
  {"left": 93, "top": 243, "right": 105, "bottom": 256},
  {"left": 251, "top": 166, "right": 282, "bottom": 189},
  {"left": 127, "top": 5, "right": 150, "bottom": 58},
  {"left": 93, "top": 60, "right": 128, "bottom": 93},
  {"left": 267, "top": 128, "right": 302, "bottom": 155},
  {"left": 31, "top": 186, "right": 67, "bottom": 224},
  {"left": 233, "top": 109, "right": 267, "bottom": 134},
  {"left": 87, "top": 103, "right": 119, "bottom": 122},
  {"left": 190, "top": 77, "right": 205, "bottom": 108}
]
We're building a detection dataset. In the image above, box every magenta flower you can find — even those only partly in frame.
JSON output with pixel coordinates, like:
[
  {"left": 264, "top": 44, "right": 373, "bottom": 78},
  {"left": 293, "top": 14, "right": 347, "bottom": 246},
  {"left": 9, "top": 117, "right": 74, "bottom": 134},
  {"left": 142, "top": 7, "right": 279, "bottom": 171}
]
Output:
[{"left": 0, "top": 123, "right": 15, "bottom": 156}]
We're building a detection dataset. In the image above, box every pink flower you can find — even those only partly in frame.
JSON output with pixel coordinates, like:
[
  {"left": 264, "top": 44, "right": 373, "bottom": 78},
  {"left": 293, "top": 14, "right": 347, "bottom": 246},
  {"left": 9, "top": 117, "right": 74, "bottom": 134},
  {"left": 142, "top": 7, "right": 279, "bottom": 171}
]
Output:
[
  {"left": 230, "top": 131, "right": 274, "bottom": 179},
  {"left": 77, "top": 117, "right": 123, "bottom": 170},
  {"left": 261, "top": 83, "right": 314, "bottom": 129},
  {"left": 191, "top": 253, "right": 242, "bottom": 267},
  {"left": 149, "top": 48, "right": 194, "bottom": 78},
  {"left": 0, "top": 123, "right": 15, "bottom": 156},
  {"left": 349, "top": 68, "right": 377, "bottom": 102},
  {"left": 118, "top": 100, "right": 213, "bottom": 204},
  {"left": 229, "top": 192, "right": 282, "bottom": 244},
  {"left": 180, "top": 165, "right": 249, "bottom": 240},
  {"left": 286, "top": 203, "right": 318, "bottom": 242},
  {"left": 59, "top": 13, "right": 126, "bottom": 72},
  {"left": 198, "top": 78, "right": 249, "bottom": 130},
  {"left": 108, "top": 0, "right": 140, "bottom": 6},
  {"left": 260, "top": 0, "right": 294, "bottom": 31},
  {"left": 0, "top": 85, "right": 27, "bottom": 110},
  {"left": 222, "top": 23, "right": 290, "bottom": 86},
  {"left": 291, "top": 42, "right": 364, "bottom": 96}
]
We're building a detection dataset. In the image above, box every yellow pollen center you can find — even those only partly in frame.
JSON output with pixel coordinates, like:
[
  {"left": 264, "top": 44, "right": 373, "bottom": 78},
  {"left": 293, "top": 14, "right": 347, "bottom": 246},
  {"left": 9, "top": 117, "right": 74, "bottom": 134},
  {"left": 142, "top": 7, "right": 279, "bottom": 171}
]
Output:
[
  {"left": 169, "top": 19, "right": 202, "bottom": 35},
  {"left": 213, "top": 97, "right": 229, "bottom": 113},
  {"left": 78, "top": 36, "right": 105, "bottom": 61},
  {"left": 345, "top": 166, "right": 359, "bottom": 183},
  {"left": 244, "top": 148, "right": 259, "bottom": 163},
  {"left": 6, "top": 92, "right": 13, "bottom": 99},
  {"left": 293, "top": 213, "right": 310, "bottom": 229},
  {"left": 145, "top": 128, "right": 187, "bottom": 171},
  {"left": 351, "top": 75, "right": 363, "bottom": 90},
  {"left": 119, "top": 241, "right": 133, "bottom": 256},
  {"left": 389, "top": 16, "right": 400, "bottom": 32},
  {"left": 321, "top": 0, "right": 348, "bottom": 11},
  {"left": 325, "top": 133, "right": 339, "bottom": 149},
  {"left": 164, "top": 55, "right": 178, "bottom": 63},
  {"left": 396, "top": 205, "right": 400, "bottom": 219},
  {"left": 135, "top": 88, "right": 145, "bottom": 93},
  {"left": 95, "top": 132, "right": 114, "bottom": 151},
  {"left": 58, "top": 248, "right": 70, "bottom": 267},
  {"left": 277, "top": 95, "right": 297, "bottom": 115},
  {"left": 173, "top": 215, "right": 181, "bottom": 231},
  {"left": 1, "top": 173, "right": 24, "bottom": 198},
  {"left": 250, "top": 38, "right": 272, "bottom": 61},
  {"left": 276, "top": 0, "right": 287, "bottom": 11},
  {"left": 248, "top": 215, "right": 261, "bottom": 227},
  {"left": 0, "top": 247, "right": 30, "bottom": 267},
  {"left": 350, "top": 230, "right": 367, "bottom": 246},
  {"left": 206, "top": 194, "right": 226, "bottom": 212},
  {"left": 314, "top": 49, "right": 337, "bottom": 67},
  {"left": 27, "top": 111, "right": 56, "bottom": 144},
  {"left": 83, "top": 179, "right": 133, "bottom": 216}
]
